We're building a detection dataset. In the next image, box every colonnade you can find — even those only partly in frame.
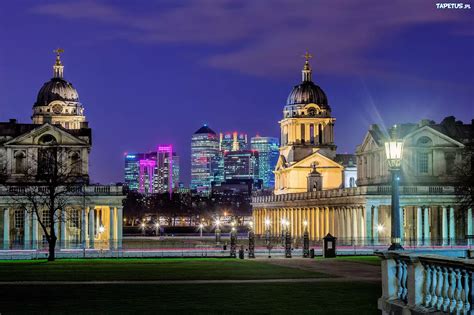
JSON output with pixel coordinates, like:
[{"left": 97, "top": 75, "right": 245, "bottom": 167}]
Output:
[
  {"left": 253, "top": 206, "right": 367, "bottom": 242},
  {"left": 253, "top": 204, "right": 473, "bottom": 246},
  {"left": 2, "top": 205, "right": 123, "bottom": 250}
]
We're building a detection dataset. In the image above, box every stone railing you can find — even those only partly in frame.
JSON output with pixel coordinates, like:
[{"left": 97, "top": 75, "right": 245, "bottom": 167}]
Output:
[
  {"left": 377, "top": 251, "right": 472, "bottom": 314},
  {"left": 0, "top": 185, "right": 123, "bottom": 196},
  {"left": 252, "top": 185, "right": 456, "bottom": 204}
]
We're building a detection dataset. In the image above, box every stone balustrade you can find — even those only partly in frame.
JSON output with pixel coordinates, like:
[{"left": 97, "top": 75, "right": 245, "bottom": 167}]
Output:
[
  {"left": 0, "top": 184, "right": 123, "bottom": 196},
  {"left": 377, "top": 251, "right": 473, "bottom": 314},
  {"left": 252, "top": 185, "right": 456, "bottom": 204}
]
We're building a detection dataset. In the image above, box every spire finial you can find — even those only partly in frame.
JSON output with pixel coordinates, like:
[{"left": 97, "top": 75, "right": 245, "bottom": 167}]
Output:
[
  {"left": 53, "top": 48, "right": 64, "bottom": 78},
  {"left": 301, "top": 50, "right": 313, "bottom": 82}
]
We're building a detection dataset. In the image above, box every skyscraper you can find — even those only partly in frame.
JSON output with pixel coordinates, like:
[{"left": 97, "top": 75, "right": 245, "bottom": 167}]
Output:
[
  {"left": 250, "top": 136, "right": 279, "bottom": 188},
  {"left": 223, "top": 150, "right": 259, "bottom": 181},
  {"left": 191, "top": 124, "right": 220, "bottom": 195},
  {"left": 124, "top": 147, "right": 180, "bottom": 195},
  {"left": 219, "top": 132, "right": 248, "bottom": 152}
]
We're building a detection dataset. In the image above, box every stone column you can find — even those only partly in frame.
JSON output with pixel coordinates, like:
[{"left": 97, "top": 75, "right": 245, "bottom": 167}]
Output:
[
  {"left": 352, "top": 207, "right": 358, "bottom": 243},
  {"left": 60, "top": 209, "right": 66, "bottom": 249},
  {"left": 314, "top": 208, "right": 319, "bottom": 239},
  {"left": 3, "top": 208, "right": 9, "bottom": 250},
  {"left": 423, "top": 207, "right": 430, "bottom": 246},
  {"left": 89, "top": 206, "right": 95, "bottom": 249},
  {"left": 32, "top": 212, "right": 38, "bottom": 250},
  {"left": 365, "top": 205, "right": 372, "bottom": 243},
  {"left": 468, "top": 208, "right": 473, "bottom": 246},
  {"left": 449, "top": 207, "right": 455, "bottom": 244},
  {"left": 416, "top": 207, "right": 422, "bottom": 246},
  {"left": 442, "top": 206, "right": 448, "bottom": 246},
  {"left": 400, "top": 207, "right": 404, "bottom": 243},
  {"left": 330, "top": 207, "right": 335, "bottom": 235},
  {"left": 325, "top": 207, "right": 329, "bottom": 236},
  {"left": 24, "top": 209, "right": 31, "bottom": 250},
  {"left": 117, "top": 206, "right": 123, "bottom": 249},
  {"left": 372, "top": 206, "right": 379, "bottom": 244},
  {"left": 347, "top": 208, "right": 352, "bottom": 244},
  {"left": 109, "top": 207, "right": 115, "bottom": 250},
  {"left": 81, "top": 207, "right": 87, "bottom": 249}
]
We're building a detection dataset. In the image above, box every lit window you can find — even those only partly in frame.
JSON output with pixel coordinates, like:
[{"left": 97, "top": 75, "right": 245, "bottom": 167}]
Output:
[
  {"left": 14, "top": 210, "right": 24, "bottom": 229},
  {"left": 417, "top": 152, "right": 429, "bottom": 174}
]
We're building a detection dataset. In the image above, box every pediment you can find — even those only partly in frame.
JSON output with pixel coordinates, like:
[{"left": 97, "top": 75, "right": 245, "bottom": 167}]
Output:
[
  {"left": 275, "top": 155, "right": 288, "bottom": 171},
  {"left": 358, "top": 131, "right": 382, "bottom": 153},
  {"left": 292, "top": 150, "right": 343, "bottom": 169},
  {"left": 403, "top": 126, "right": 464, "bottom": 148},
  {"left": 4, "top": 123, "right": 88, "bottom": 146}
]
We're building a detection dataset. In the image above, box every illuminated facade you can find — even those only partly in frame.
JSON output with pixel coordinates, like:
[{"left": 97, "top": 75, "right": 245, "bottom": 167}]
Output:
[
  {"left": 124, "top": 153, "right": 145, "bottom": 191},
  {"left": 250, "top": 136, "right": 279, "bottom": 188},
  {"left": 191, "top": 125, "right": 220, "bottom": 195},
  {"left": 0, "top": 51, "right": 124, "bottom": 250},
  {"left": 274, "top": 53, "right": 343, "bottom": 195}
]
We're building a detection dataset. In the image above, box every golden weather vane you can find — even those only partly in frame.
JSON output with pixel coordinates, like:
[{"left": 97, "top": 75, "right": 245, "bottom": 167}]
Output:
[
  {"left": 302, "top": 51, "right": 313, "bottom": 62},
  {"left": 54, "top": 48, "right": 64, "bottom": 55}
]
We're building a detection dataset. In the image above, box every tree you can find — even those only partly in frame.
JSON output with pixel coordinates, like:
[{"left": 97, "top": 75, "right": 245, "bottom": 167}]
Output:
[
  {"left": 4, "top": 144, "right": 88, "bottom": 261},
  {"left": 454, "top": 146, "right": 474, "bottom": 213}
]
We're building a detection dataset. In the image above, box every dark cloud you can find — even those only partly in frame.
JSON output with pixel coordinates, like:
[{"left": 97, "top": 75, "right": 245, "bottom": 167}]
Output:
[{"left": 32, "top": 0, "right": 471, "bottom": 78}]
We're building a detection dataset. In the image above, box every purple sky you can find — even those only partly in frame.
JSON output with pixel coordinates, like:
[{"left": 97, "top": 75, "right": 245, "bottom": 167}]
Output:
[{"left": 0, "top": 0, "right": 473, "bottom": 185}]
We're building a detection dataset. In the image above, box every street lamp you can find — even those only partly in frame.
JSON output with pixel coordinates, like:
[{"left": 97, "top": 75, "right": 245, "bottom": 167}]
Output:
[
  {"left": 155, "top": 222, "right": 160, "bottom": 237},
  {"left": 214, "top": 218, "right": 221, "bottom": 244},
  {"left": 199, "top": 223, "right": 204, "bottom": 238},
  {"left": 284, "top": 220, "right": 291, "bottom": 258},
  {"left": 264, "top": 218, "right": 271, "bottom": 245},
  {"left": 385, "top": 129, "right": 404, "bottom": 251},
  {"left": 303, "top": 220, "right": 309, "bottom": 258},
  {"left": 141, "top": 222, "right": 146, "bottom": 236}
]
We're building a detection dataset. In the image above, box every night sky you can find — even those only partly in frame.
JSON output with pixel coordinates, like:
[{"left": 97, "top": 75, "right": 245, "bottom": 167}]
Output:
[{"left": 0, "top": 1, "right": 472, "bottom": 185}]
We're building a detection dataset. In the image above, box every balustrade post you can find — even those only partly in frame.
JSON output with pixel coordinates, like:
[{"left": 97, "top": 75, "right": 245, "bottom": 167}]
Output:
[{"left": 406, "top": 257, "right": 424, "bottom": 307}]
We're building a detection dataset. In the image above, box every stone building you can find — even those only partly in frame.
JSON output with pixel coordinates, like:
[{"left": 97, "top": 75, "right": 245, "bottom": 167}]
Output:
[
  {"left": 0, "top": 51, "right": 124, "bottom": 250},
  {"left": 252, "top": 55, "right": 473, "bottom": 246}
]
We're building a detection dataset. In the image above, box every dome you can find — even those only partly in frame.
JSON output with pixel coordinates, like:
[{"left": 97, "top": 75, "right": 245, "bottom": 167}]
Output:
[
  {"left": 34, "top": 78, "right": 79, "bottom": 107},
  {"left": 194, "top": 125, "right": 216, "bottom": 135},
  {"left": 286, "top": 81, "right": 328, "bottom": 107}
]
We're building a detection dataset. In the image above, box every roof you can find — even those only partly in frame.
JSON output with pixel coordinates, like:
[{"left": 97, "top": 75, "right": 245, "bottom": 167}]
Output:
[{"left": 194, "top": 125, "right": 216, "bottom": 135}]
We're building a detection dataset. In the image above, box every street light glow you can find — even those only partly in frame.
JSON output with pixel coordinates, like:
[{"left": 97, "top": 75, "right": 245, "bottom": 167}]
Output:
[
  {"left": 377, "top": 224, "right": 385, "bottom": 232},
  {"left": 265, "top": 218, "right": 271, "bottom": 226}
]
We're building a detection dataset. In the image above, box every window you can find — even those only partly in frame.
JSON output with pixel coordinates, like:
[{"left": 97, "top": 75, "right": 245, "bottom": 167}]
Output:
[
  {"left": 300, "top": 124, "right": 305, "bottom": 143},
  {"left": 14, "top": 151, "right": 26, "bottom": 174},
  {"left": 68, "top": 209, "right": 80, "bottom": 229},
  {"left": 42, "top": 209, "right": 51, "bottom": 228},
  {"left": 14, "top": 210, "right": 24, "bottom": 229},
  {"left": 417, "top": 136, "right": 433, "bottom": 146},
  {"left": 310, "top": 124, "right": 315, "bottom": 144},
  {"left": 70, "top": 151, "right": 81, "bottom": 175},
  {"left": 418, "top": 152, "right": 429, "bottom": 174},
  {"left": 349, "top": 177, "right": 355, "bottom": 187},
  {"left": 445, "top": 153, "right": 455, "bottom": 174}
]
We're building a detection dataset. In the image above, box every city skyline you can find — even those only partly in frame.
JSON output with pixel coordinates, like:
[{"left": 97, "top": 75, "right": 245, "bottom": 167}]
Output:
[{"left": 0, "top": 1, "right": 472, "bottom": 185}]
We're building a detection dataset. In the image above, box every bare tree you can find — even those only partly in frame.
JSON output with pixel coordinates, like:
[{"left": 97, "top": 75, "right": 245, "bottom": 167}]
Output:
[
  {"left": 4, "top": 144, "right": 88, "bottom": 261},
  {"left": 454, "top": 146, "right": 474, "bottom": 214}
]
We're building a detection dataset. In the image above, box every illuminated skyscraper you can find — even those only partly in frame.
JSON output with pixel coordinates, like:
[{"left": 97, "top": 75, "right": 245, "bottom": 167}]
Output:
[
  {"left": 250, "top": 136, "right": 279, "bottom": 188},
  {"left": 191, "top": 124, "right": 220, "bottom": 195},
  {"left": 219, "top": 132, "right": 248, "bottom": 152},
  {"left": 124, "top": 153, "right": 146, "bottom": 191},
  {"left": 223, "top": 150, "right": 259, "bottom": 181}
]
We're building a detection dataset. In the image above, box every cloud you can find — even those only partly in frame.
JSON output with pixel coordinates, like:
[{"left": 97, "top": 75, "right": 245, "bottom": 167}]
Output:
[{"left": 31, "top": 0, "right": 472, "bottom": 77}]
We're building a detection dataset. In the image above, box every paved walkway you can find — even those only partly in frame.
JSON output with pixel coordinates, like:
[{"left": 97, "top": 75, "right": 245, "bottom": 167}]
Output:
[{"left": 262, "top": 258, "right": 381, "bottom": 282}]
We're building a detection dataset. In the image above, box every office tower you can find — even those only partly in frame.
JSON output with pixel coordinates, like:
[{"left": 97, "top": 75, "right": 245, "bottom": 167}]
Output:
[
  {"left": 250, "top": 136, "right": 279, "bottom": 188},
  {"left": 191, "top": 124, "right": 220, "bottom": 195},
  {"left": 223, "top": 150, "right": 259, "bottom": 181}
]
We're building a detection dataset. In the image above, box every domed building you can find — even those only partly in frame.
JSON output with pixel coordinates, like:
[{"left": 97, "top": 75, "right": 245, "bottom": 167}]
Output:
[
  {"left": 274, "top": 54, "right": 343, "bottom": 195},
  {"left": 0, "top": 50, "right": 124, "bottom": 253},
  {"left": 32, "top": 51, "right": 87, "bottom": 130}
]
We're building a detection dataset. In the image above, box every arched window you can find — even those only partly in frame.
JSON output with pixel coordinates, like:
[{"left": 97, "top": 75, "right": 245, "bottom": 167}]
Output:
[
  {"left": 318, "top": 124, "right": 323, "bottom": 144},
  {"left": 349, "top": 177, "right": 355, "bottom": 187},
  {"left": 69, "top": 151, "right": 81, "bottom": 175},
  {"left": 416, "top": 136, "right": 432, "bottom": 146},
  {"left": 38, "top": 134, "right": 57, "bottom": 145},
  {"left": 301, "top": 124, "right": 305, "bottom": 143},
  {"left": 14, "top": 151, "right": 26, "bottom": 174},
  {"left": 310, "top": 124, "right": 315, "bottom": 144}
]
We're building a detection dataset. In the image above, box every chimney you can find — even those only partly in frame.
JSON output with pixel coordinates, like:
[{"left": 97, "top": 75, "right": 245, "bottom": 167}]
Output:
[{"left": 9, "top": 119, "right": 17, "bottom": 124}]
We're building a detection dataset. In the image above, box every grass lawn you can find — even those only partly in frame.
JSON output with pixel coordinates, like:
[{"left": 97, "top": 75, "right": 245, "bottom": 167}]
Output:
[
  {"left": 0, "top": 258, "right": 330, "bottom": 281},
  {"left": 315, "top": 255, "right": 381, "bottom": 266},
  {"left": 0, "top": 282, "right": 380, "bottom": 314}
]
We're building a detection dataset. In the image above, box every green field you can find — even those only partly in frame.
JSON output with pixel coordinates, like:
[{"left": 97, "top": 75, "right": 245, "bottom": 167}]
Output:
[
  {"left": 0, "top": 258, "right": 330, "bottom": 281},
  {"left": 0, "top": 282, "right": 380, "bottom": 314}
]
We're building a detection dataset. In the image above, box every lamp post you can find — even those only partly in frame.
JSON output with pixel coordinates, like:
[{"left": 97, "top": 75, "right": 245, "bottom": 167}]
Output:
[
  {"left": 215, "top": 218, "right": 221, "bottom": 244},
  {"left": 199, "top": 223, "right": 204, "bottom": 238},
  {"left": 303, "top": 220, "right": 309, "bottom": 258},
  {"left": 264, "top": 218, "right": 271, "bottom": 245},
  {"left": 248, "top": 221, "right": 255, "bottom": 259},
  {"left": 285, "top": 220, "right": 291, "bottom": 258},
  {"left": 230, "top": 221, "right": 237, "bottom": 258},
  {"left": 385, "top": 132, "right": 404, "bottom": 251},
  {"left": 141, "top": 222, "right": 146, "bottom": 236},
  {"left": 155, "top": 222, "right": 160, "bottom": 237},
  {"left": 281, "top": 219, "right": 287, "bottom": 246}
]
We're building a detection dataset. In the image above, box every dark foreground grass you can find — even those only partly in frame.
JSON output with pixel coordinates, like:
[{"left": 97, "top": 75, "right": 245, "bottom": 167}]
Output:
[
  {"left": 0, "top": 258, "right": 329, "bottom": 281},
  {"left": 0, "top": 282, "right": 380, "bottom": 314}
]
